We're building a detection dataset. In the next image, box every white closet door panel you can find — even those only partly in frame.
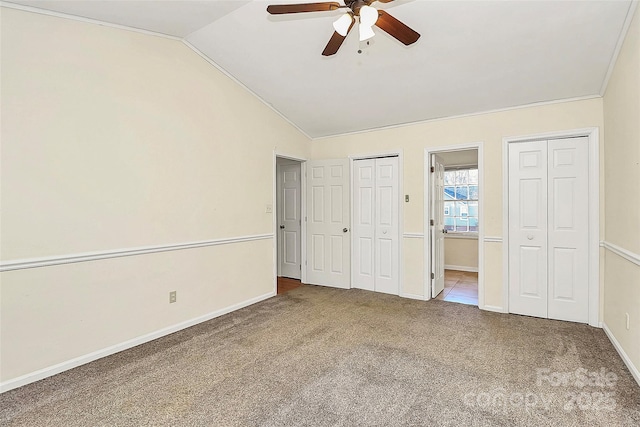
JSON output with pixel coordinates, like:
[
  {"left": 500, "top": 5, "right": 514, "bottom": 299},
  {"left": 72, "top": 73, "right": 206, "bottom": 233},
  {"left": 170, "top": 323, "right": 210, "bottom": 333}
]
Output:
[
  {"left": 352, "top": 157, "right": 399, "bottom": 295},
  {"left": 547, "top": 137, "right": 589, "bottom": 323},
  {"left": 358, "top": 238, "right": 374, "bottom": 276},
  {"left": 374, "top": 157, "right": 399, "bottom": 295},
  {"left": 508, "top": 141, "right": 548, "bottom": 318},
  {"left": 352, "top": 159, "right": 375, "bottom": 291},
  {"left": 519, "top": 246, "right": 545, "bottom": 297}
]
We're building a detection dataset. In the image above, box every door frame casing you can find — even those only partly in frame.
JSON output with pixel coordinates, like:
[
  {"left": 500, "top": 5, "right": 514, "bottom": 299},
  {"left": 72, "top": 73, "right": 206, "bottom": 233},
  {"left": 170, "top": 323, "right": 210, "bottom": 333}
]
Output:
[
  {"left": 273, "top": 151, "right": 307, "bottom": 295},
  {"left": 349, "top": 150, "right": 405, "bottom": 297},
  {"left": 502, "top": 128, "right": 600, "bottom": 327},
  {"left": 424, "top": 143, "right": 485, "bottom": 307},
  {"left": 276, "top": 159, "right": 302, "bottom": 280},
  {"left": 430, "top": 154, "right": 446, "bottom": 298}
]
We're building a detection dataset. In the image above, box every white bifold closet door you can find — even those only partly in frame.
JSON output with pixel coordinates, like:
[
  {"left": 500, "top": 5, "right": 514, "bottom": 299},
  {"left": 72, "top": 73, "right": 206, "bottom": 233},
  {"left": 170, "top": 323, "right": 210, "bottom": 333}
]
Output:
[
  {"left": 508, "top": 137, "right": 589, "bottom": 323},
  {"left": 352, "top": 157, "right": 400, "bottom": 295}
]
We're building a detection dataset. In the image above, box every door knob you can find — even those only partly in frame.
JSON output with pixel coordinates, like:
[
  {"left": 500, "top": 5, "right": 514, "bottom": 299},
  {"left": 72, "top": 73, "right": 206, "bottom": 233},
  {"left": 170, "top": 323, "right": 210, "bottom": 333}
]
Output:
[
  {"left": 279, "top": 225, "right": 285, "bottom": 229},
  {"left": 527, "top": 234, "right": 534, "bottom": 240},
  {"left": 343, "top": 228, "right": 349, "bottom": 233}
]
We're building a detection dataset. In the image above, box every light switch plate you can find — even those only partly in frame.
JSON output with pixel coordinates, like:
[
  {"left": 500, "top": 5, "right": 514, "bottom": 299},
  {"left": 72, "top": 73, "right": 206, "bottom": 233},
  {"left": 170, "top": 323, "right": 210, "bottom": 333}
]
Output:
[{"left": 266, "top": 204, "right": 273, "bottom": 213}]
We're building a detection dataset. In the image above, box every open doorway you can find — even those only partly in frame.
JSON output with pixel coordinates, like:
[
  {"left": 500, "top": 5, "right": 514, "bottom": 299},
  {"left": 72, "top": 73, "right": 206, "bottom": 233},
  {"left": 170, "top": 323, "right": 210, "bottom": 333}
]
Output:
[
  {"left": 425, "top": 146, "right": 483, "bottom": 307},
  {"left": 276, "top": 157, "right": 303, "bottom": 294},
  {"left": 274, "top": 156, "right": 352, "bottom": 294}
]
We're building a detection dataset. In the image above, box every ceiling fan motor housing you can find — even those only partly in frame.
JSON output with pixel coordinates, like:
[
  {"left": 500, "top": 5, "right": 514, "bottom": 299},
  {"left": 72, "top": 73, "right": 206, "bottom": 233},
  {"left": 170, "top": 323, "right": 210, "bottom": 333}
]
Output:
[{"left": 347, "top": 0, "right": 368, "bottom": 15}]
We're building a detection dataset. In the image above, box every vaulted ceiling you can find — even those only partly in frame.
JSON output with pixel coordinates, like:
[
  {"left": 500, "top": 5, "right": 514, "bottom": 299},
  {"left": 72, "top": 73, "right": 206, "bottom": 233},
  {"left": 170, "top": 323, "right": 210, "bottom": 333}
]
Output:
[{"left": 5, "top": 0, "right": 635, "bottom": 138}]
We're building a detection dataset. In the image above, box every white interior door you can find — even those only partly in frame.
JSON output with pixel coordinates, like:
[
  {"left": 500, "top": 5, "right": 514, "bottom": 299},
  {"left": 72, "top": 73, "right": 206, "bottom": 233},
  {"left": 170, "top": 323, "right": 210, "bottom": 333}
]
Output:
[
  {"left": 547, "top": 137, "right": 589, "bottom": 323},
  {"left": 353, "top": 159, "right": 375, "bottom": 291},
  {"left": 306, "top": 159, "right": 350, "bottom": 288},
  {"left": 278, "top": 162, "right": 301, "bottom": 279},
  {"left": 352, "top": 157, "right": 400, "bottom": 295},
  {"left": 508, "top": 140, "right": 548, "bottom": 318},
  {"left": 375, "top": 157, "right": 400, "bottom": 295},
  {"left": 431, "top": 154, "right": 445, "bottom": 298},
  {"left": 508, "top": 137, "right": 589, "bottom": 323}
]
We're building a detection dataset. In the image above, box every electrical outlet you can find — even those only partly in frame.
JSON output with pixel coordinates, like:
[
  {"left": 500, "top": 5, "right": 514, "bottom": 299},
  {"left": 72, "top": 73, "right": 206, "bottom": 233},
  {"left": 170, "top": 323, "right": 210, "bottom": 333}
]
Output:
[
  {"left": 625, "top": 313, "right": 630, "bottom": 330},
  {"left": 266, "top": 204, "right": 273, "bottom": 213},
  {"left": 169, "top": 291, "right": 177, "bottom": 304}
]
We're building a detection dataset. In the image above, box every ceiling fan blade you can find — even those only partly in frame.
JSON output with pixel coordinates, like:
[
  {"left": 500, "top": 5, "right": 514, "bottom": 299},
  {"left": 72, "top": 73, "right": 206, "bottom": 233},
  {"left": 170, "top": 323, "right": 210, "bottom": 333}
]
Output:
[
  {"left": 375, "top": 10, "right": 420, "bottom": 45},
  {"left": 267, "top": 2, "right": 341, "bottom": 14},
  {"left": 323, "top": 18, "right": 354, "bottom": 56}
]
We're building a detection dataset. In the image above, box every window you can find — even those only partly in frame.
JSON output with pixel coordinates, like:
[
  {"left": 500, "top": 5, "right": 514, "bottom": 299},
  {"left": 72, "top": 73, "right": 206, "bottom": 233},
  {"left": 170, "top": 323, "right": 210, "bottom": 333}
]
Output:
[{"left": 444, "top": 168, "right": 478, "bottom": 233}]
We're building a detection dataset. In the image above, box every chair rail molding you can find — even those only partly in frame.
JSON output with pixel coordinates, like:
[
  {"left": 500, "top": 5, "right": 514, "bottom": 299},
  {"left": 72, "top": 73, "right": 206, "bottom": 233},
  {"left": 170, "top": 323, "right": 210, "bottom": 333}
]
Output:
[
  {"left": 0, "top": 234, "right": 273, "bottom": 272},
  {"left": 600, "top": 241, "right": 640, "bottom": 266},
  {"left": 403, "top": 232, "right": 424, "bottom": 239}
]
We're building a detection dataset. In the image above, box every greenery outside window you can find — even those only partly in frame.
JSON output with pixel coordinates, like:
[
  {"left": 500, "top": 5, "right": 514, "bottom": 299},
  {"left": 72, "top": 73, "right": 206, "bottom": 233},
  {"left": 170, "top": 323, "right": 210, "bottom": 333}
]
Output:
[{"left": 444, "top": 168, "right": 478, "bottom": 233}]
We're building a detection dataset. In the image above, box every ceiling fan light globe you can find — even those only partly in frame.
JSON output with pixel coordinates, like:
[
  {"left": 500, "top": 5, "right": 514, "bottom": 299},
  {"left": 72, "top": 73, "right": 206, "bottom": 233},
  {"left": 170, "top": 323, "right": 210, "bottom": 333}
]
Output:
[
  {"left": 359, "top": 5, "right": 378, "bottom": 27},
  {"left": 333, "top": 13, "right": 353, "bottom": 37},
  {"left": 359, "top": 25, "right": 375, "bottom": 41}
]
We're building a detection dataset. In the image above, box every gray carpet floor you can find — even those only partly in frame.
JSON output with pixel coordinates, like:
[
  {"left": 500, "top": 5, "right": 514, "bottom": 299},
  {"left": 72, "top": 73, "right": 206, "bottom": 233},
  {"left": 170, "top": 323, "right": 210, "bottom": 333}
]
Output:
[{"left": 1, "top": 285, "right": 639, "bottom": 426}]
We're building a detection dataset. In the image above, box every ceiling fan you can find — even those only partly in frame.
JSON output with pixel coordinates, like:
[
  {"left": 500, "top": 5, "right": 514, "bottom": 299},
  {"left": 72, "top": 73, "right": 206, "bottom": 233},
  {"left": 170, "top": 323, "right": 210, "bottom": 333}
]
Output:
[{"left": 267, "top": 0, "right": 420, "bottom": 56}]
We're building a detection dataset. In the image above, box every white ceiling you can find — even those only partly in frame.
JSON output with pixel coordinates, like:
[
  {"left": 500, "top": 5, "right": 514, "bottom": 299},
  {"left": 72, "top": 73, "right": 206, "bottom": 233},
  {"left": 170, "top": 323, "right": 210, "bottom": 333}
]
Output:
[{"left": 5, "top": 0, "right": 634, "bottom": 138}]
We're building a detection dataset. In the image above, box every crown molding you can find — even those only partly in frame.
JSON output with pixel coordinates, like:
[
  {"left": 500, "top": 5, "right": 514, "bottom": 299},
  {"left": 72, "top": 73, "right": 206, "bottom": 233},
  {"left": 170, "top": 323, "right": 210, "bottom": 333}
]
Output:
[
  {"left": 599, "top": 1, "right": 639, "bottom": 96},
  {"left": 0, "top": 1, "right": 181, "bottom": 40}
]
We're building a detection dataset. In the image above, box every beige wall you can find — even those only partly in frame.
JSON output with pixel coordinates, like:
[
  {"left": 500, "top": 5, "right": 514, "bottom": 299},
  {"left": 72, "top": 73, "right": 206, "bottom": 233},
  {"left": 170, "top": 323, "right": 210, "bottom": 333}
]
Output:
[
  {"left": 311, "top": 98, "right": 604, "bottom": 308},
  {"left": 602, "top": 6, "right": 640, "bottom": 377},
  {"left": 444, "top": 237, "right": 478, "bottom": 271},
  {"left": 0, "top": 9, "right": 309, "bottom": 383}
]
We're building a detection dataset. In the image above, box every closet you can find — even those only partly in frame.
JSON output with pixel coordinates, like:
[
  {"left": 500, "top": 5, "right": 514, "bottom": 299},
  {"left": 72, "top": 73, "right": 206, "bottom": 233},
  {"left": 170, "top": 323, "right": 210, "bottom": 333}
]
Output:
[
  {"left": 508, "top": 137, "right": 589, "bottom": 323},
  {"left": 352, "top": 157, "right": 400, "bottom": 295}
]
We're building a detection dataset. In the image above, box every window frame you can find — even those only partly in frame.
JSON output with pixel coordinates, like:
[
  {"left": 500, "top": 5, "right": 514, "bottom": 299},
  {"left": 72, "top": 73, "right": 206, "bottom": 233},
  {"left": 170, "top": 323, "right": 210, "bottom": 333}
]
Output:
[{"left": 443, "top": 167, "right": 479, "bottom": 235}]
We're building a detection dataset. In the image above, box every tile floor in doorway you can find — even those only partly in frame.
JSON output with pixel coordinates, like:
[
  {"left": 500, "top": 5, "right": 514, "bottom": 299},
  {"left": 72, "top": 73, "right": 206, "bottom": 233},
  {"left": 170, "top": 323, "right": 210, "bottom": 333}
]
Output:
[{"left": 435, "top": 270, "right": 478, "bottom": 305}]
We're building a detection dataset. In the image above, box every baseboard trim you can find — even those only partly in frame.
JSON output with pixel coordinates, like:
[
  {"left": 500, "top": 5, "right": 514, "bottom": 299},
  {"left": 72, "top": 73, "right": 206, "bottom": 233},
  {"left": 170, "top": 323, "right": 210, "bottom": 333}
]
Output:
[
  {"left": 480, "top": 304, "right": 505, "bottom": 313},
  {"left": 602, "top": 322, "right": 640, "bottom": 387},
  {"left": 444, "top": 265, "right": 478, "bottom": 273},
  {"left": 400, "top": 292, "right": 425, "bottom": 301},
  {"left": 0, "top": 291, "right": 276, "bottom": 394},
  {"left": 0, "top": 234, "right": 273, "bottom": 272}
]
